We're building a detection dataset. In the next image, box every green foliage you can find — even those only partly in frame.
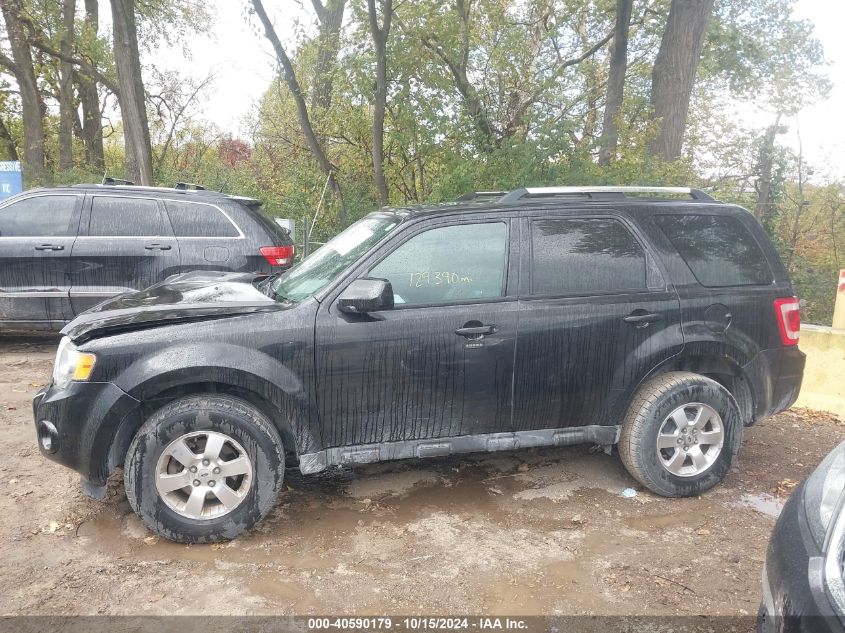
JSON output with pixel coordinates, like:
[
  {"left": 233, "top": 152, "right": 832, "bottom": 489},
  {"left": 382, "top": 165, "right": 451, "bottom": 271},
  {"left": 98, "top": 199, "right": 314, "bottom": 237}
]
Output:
[{"left": 2, "top": 0, "right": 843, "bottom": 323}]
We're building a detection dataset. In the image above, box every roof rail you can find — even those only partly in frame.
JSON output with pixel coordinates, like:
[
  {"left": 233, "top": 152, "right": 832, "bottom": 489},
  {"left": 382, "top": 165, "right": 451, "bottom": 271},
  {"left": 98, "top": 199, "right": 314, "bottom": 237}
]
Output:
[
  {"left": 498, "top": 186, "right": 714, "bottom": 204},
  {"left": 102, "top": 176, "right": 135, "bottom": 186},
  {"left": 455, "top": 191, "right": 508, "bottom": 201},
  {"left": 174, "top": 182, "right": 206, "bottom": 191}
]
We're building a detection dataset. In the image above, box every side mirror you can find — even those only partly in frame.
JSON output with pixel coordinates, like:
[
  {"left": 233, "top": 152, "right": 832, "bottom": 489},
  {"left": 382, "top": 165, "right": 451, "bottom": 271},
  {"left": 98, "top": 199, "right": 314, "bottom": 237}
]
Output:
[{"left": 337, "top": 278, "right": 394, "bottom": 314}]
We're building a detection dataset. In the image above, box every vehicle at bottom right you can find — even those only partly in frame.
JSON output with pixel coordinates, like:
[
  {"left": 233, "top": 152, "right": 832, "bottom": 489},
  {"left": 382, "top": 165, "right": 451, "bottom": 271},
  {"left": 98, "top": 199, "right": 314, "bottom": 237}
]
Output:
[{"left": 761, "top": 439, "right": 845, "bottom": 632}]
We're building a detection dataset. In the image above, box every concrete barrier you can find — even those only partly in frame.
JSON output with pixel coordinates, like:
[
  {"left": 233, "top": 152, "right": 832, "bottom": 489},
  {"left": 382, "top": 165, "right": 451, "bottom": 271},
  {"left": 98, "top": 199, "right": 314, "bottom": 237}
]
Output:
[{"left": 794, "top": 324, "right": 845, "bottom": 419}]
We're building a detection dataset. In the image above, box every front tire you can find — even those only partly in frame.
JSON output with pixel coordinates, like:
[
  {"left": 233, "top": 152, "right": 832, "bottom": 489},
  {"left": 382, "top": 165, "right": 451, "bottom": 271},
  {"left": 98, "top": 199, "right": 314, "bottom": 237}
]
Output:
[
  {"left": 618, "top": 371, "right": 742, "bottom": 497},
  {"left": 124, "top": 395, "right": 284, "bottom": 543}
]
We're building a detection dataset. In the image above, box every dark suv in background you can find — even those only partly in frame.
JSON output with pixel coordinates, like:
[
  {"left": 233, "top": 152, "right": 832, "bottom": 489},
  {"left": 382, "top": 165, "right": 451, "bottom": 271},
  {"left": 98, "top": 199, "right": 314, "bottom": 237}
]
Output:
[
  {"left": 32, "top": 186, "right": 805, "bottom": 542},
  {"left": 0, "top": 182, "right": 294, "bottom": 331}
]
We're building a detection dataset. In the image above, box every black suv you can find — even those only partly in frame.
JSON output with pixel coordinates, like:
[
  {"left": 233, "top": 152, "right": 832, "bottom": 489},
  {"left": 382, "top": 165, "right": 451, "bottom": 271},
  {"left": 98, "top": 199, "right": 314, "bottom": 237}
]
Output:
[
  {"left": 32, "top": 186, "right": 805, "bottom": 543},
  {"left": 0, "top": 182, "right": 294, "bottom": 331}
]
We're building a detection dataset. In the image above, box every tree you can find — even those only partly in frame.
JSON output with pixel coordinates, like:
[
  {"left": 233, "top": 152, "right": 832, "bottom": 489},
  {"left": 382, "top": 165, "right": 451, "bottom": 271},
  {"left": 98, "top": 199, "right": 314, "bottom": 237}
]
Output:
[
  {"left": 0, "top": 119, "right": 16, "bottom": 160},
  {"left": 77, "top": 0, "right": 104, "bottom": 170},
  {"left": 411, "top": 0, "right": 613, "bottom": 149},
  {"left": 311, "top": 0, "right": 346, "bottom": 110},
  {"left": 58, "top": 0, "right": 77, "bottom": 170},
  {"left": 650, "top": 0, "right": 715, "bottom": 161},
  {"left": 110, "top": 0, "right": 153, "bottom": 184},
  {"left": 147, "top": 68, "right": 215, "bottom": 171},
  {"left": 250, "top": 0, "right": 346, "bottom": 220},
  {"left": 367, "top": 0, "right": 393, "bottom": 206},
  {"left": 0, "top": 0, "right": 45, "bottom": 181},
  {"left": 753, "top": 115, "right": 785, "bottom": 222},
  {"left": 598, "top": 0, "right": 632, "bottom": 166}
]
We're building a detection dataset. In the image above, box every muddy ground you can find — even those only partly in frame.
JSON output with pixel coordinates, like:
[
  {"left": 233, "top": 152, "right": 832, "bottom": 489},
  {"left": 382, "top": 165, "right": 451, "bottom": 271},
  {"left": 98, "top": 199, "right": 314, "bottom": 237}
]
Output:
[{"left": 0, "top": 334, "right": 843, "bottom": 618}]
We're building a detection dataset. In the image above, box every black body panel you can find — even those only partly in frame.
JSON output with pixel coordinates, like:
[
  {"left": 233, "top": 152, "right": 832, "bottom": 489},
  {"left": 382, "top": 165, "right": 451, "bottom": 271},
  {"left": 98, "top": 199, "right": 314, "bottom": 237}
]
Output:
[
  {"left": 0, "top": 191, "right": 83, "bottom": 328},
  {"left": 62, "top": 271, "right": 282, "bottom": 343},
  {"left": 760, "top": 482, "right": 843, "bottom": 633}
]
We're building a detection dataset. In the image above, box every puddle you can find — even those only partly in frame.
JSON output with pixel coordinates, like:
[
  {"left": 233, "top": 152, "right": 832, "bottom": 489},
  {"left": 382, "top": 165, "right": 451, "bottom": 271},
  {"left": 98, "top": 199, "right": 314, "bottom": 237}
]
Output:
[{"left": 731, "top": 493, "right": 784, "bottom": 518}]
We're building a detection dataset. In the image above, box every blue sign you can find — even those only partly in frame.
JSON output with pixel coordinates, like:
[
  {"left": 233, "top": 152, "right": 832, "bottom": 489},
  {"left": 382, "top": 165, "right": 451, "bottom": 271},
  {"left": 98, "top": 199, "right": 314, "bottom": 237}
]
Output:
[{"left": 0, "top": 161, "right": 23, "bottom": 200}]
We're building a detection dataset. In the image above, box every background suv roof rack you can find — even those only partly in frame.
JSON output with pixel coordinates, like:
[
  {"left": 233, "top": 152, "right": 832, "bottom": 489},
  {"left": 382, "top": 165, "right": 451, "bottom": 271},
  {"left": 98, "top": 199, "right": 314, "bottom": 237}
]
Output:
[
  {"left": 498, "top": 186, "right": 714, "bottom": 204},
  {"left": 455, "top": 191, "right": 508, "bottom": 201},
  {"left": 102, "top": 176, "right": 135, "bottom": 186},
  {"left": 174, "top": 182, "right": 206, "bottom": 191}
]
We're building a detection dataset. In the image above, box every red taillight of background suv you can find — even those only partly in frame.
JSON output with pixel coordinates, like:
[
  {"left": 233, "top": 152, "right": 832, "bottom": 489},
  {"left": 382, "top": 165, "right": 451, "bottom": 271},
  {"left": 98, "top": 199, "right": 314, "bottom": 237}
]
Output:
[
  {"left": 774, "top": 297, "right": 801, "bottom": 346},
  {"left": 260, "top": 245, "right": 294, "bottom": 267}
]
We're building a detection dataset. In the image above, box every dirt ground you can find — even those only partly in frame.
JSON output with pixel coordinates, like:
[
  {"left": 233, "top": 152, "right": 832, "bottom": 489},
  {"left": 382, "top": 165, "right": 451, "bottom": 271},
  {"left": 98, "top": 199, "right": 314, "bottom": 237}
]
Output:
[{"left": 1, "top": 335, "right": 843, "bottom": 618}]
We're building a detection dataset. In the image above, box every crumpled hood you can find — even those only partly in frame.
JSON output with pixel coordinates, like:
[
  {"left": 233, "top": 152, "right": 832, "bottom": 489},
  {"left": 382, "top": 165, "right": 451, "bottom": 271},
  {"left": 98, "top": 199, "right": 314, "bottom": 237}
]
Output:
[{"left": 63, "top": 271, "right": 285, "bottom": 343}]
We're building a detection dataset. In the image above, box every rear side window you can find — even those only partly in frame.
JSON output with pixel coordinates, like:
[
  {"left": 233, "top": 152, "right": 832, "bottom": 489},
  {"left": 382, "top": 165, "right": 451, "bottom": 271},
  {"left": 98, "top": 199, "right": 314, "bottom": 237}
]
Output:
[
  {"left": 369, "top": 222, "right": 508, "bottom": 305},
  {"left": 654, "top": 214, "right": 773, "bottom": 287},
  {"left": 530, "top": 217, "right": 647, "bottom": 296},
  {"left": 0, "top": 195, "right": 77, "bottom": 237},
  {"left": 89, "top": 197, "right": 168, "bottom": 237},
  {"left": 164, "top": 200, "right": 240, "bottom": 238}
]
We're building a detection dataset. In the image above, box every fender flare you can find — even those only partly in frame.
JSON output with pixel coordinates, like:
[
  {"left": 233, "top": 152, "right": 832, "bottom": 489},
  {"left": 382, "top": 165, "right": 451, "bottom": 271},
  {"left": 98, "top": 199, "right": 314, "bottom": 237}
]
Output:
[{"left": 111, "top": 342, "right": 321, "bottom": 458}]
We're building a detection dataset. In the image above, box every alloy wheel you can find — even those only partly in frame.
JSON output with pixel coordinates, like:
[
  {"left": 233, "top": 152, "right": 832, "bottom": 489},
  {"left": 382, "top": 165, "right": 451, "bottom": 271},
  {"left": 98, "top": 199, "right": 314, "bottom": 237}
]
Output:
[
  {"left": 656, "top": 403, "right": 724, "bottom": 477},
  {"left": 155, "top": 430, "right": 253, "bottom": 519}
]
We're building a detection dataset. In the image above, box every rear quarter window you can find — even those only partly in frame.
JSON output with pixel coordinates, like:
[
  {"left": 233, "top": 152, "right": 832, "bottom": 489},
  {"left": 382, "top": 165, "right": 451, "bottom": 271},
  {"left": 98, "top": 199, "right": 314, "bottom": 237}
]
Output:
[
  {"left": 164, "top": 200, "right": 240, "bottom": 238},
  {"left": 654, "top": 213, "right": 773, "bottom": 287}
]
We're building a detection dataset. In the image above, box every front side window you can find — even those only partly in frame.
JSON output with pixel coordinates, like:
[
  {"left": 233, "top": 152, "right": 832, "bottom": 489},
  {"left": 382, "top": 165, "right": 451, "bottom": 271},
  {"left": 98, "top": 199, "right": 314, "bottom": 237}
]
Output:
[
  {"left": 89, "top": 197, "right": 168, "bottom": 237},
  {"left": 0, "top": 195, "right": 77, "bottom": 237},
  {"left": 369, "top": 222, "right": 508, "bottom": 305},
  {"left": 654, "top": 214, "right": 773, "bottom": 287},
  {"left": 530, "top": 217, "right": 647, "bottom": 296},
  {"left": 271, "top": 213, "right": 402, "bottom": 302}
]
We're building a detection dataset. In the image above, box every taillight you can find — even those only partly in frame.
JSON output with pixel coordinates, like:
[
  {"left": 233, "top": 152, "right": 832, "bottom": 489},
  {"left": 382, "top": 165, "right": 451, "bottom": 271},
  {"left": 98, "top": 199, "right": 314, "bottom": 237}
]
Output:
[
  {"left": 260, "top": 245, "right": 294, "bottom": 267},
  {"left": 774, "top": 297, "right": 800, "bottom": 346}
]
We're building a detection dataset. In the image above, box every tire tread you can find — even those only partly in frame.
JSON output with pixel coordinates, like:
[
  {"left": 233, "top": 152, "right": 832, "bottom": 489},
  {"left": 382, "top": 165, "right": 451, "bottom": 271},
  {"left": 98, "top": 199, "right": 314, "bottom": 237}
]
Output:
[
  {"left": 618, "top": 371, "right": 738, "bottom": 497},
  {"left": 124, "top": 394, "right": 284, "bottom": 543}
]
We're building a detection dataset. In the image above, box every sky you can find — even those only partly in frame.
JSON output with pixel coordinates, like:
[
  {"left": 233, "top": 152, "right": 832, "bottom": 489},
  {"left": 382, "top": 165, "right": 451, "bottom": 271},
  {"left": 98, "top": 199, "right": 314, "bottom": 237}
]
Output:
[{"left": 148, "top": 0, "right": 845, "bottom": 179}]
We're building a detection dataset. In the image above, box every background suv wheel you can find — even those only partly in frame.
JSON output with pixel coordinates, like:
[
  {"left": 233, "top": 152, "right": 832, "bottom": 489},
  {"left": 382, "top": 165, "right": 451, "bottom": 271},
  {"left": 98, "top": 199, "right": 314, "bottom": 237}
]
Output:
[
  {"left": 124, "top": 394, "right": 284, "bottom": 543},
  {"left": 618, "top": 371, "right": 742, "bottom": 497}
]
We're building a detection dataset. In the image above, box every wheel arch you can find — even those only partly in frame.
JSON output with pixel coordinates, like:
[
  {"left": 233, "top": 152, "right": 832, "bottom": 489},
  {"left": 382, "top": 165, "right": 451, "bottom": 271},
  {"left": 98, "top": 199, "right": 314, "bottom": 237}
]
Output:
[
  {"left": 624, "top": 348, "right": 757, "bottom": 427},
  {"left": 108, "top": 373, "right": 318, "bottom": 477}
]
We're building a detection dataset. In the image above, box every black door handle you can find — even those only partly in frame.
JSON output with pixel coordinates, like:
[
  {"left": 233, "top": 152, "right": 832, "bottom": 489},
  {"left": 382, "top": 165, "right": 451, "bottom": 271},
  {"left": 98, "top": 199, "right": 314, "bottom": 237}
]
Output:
[
  {"left": 144, "top": 243, "right": 172, "bottom": 251},
  {"left": 623, "top": 312, "right": 663, "bottom": 325},
  {"left": 34, "top": 244, "right": 64, "bottom": 251},
  {"left": 455, "top": 324, "right": 496, "bottom": 337}
]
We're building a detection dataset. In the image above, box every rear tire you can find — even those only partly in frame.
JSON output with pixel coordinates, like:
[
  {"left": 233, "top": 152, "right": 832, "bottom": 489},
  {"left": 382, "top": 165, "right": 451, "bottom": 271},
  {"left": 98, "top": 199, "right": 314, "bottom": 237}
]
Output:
[
  {"left": 618, "top": 371, "right": 742, "bottom": 497},
  {"left": 124, "top": 394, "right": 284, "bottom": 543}
]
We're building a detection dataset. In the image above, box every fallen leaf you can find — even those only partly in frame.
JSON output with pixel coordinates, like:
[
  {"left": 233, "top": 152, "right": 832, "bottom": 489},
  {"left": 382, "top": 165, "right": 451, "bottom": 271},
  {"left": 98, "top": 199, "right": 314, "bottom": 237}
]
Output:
[
  {"left": 775, "top": 478, "right": 799, "bottom": 495},
  {"left": 696, "top": 528, "right": 711, "bottom": 536}
]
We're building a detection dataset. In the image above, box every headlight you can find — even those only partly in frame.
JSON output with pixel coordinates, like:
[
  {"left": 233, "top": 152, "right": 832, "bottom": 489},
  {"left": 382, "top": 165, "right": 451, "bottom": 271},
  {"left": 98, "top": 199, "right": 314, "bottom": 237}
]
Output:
[
  {"left": 805, "top": 442, "right": 845, "bottom": 547},
  {"left": 52, "top": 337, "right": 96, "bottom": 389},
  {"left": 804, "top": 440, "right": 845, "bottom": 616}
]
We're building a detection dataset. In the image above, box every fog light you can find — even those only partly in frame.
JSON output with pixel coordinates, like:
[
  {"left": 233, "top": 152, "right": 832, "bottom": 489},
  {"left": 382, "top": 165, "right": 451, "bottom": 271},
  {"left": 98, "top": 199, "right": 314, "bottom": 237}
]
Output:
[{"left": 38, "top": 420, "right": 58, "bottom": 454}]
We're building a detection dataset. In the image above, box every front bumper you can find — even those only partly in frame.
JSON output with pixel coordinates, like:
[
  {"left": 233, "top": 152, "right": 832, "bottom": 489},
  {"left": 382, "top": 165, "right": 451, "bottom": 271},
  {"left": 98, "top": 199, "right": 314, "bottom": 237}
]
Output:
[
  {"left": 759, "top": 481, "right": 844, "bottom": 633},
  {"left": 32, "top": 381, "right": 140, "bottom": 487}
]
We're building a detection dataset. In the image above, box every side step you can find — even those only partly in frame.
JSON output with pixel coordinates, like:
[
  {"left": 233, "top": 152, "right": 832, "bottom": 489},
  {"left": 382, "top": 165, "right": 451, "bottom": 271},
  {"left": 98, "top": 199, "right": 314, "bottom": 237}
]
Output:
[{"left": 298, "top": 424, "right": 620, "bottom": 475}]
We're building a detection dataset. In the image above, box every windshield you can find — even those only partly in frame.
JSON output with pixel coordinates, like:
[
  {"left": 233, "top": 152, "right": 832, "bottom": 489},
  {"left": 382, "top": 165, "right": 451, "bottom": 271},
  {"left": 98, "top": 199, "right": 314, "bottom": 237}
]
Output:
[{"left": 270, "top": 214, "right": 402, "bottom": 302}]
